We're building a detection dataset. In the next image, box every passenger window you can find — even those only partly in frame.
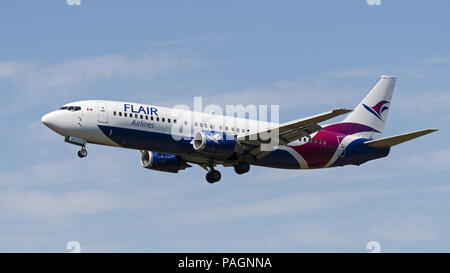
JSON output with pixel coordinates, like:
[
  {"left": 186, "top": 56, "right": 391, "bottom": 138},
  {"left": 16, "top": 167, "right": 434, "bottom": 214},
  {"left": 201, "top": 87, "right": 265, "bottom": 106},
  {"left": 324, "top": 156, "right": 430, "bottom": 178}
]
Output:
[
  {"left": 200, "top": 123, "right": 203, "bottom": 128},
  {"left": 119, "top": 112, "right": 122, "bottom": 116},
  {"left": 313, "top": 139, "right": 316, "bottom": 143},
  {"left": 232, "top": 128, "right": 235, "bottom": 132},
  {"left": 140, "top": 115, "right": 143, "bottom": 119},
  {"left": 236, "top": 128, "right": 240, "bottom": 132},
  {"left": 219, "top": 126, "right": 222, "bottom": 130},
  {"left": 210, "top": 124, "right": 213, "bottom": 129},
  {"left": 151, "top": 116, "right": 154, "bottom": 121},
  {"left": 318, "top": 140, "right": 321, "bottom": 144},
  {"left": 168, "top": 118, "right": 171, "bottom": 123},
  {"left": 135, "top": 114, "right": 138, "bottom": 118},
  {"left": 113, "top": 111, "right": 117, "bottom": 116},
  {"left": 184, "top": 121, "right": 188, "bottom": 125},
  {"left": 225, "top": 126, "right": 229, "bottom": 131},
  {"left": 323, "top": 141, "right": 326, "bottom": 145},
  {"left": 195, "top": 122, "right": 198, "bottom": 127},
  {"left": 174, "top": 119, "right": 177, "bottom": 124},
  {"left": 124, "top": 113, "right": 127, "bottom": 117},
  {"left": 156, "top": 117, "right": 159, "bottom": 121}
]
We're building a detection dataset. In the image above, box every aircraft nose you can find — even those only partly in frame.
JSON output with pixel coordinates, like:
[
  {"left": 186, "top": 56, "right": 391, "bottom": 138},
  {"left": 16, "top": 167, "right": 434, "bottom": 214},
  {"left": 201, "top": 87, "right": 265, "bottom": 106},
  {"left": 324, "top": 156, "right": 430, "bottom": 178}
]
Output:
[
  {"left": 41, "top": 111, "right": 59, "bottom": 131},
  {"left": 41, "top": 113, "right": 51, "bottom": 126}
]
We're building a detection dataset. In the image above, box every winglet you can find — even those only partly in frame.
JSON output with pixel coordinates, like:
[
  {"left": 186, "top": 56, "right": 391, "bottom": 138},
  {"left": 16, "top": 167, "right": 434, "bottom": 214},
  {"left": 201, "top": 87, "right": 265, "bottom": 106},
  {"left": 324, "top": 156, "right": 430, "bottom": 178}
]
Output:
[{"left": 364, "top": 129, "right": 438, "bottom": 148}]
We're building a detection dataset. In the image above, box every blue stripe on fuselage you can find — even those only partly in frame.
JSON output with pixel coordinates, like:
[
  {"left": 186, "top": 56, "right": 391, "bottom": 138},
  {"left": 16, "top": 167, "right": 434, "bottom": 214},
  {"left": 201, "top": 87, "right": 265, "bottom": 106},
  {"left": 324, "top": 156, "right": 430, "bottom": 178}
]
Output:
[
  {"left": 331, "top": 138, "right": 390, "bottom": 167},
  {"left": 97, "top": 125, "right": 300, "bottom": 169}
]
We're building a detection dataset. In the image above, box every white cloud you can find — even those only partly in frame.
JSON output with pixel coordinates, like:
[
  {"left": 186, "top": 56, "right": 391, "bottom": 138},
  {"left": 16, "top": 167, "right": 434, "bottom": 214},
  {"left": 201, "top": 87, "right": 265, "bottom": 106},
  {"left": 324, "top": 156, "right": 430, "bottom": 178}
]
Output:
[
  {"left": 422, "top": 56, "right": 450, "bottom": 64},
  {"left": 395, "top": 92, "right": 450, "bottom": 113},
  {"left": 289, "top": 225, "right": 349, "bottom": 248},
  {"left": 160, "top": 79, "right": 362, "bottom": 115},
  {"left": 0, "top": 50, "right": 201, "bottom": 114},
  {"left": 0, "top": 61, "right": 33, "bottom": 78},
  {"left": 396, "top": 148, "right": 450, "bottom": 172},
  {"left": 369, "top": 214, "right": 436, "bottom": 243},
  {"left": 182, "top": 189, "right": 397, "bottom": 221},
  {"left": 329, "top": 67, "right": 382, "bottom": 78},
  {"left": 0, "top": 190, "right": 136, "bottom": 219},
  {"left": 0, "top": 51, "right": 199, "bottom": 89},
  {"left": 152, "top": 40, "right": 185, "bottom": 48}
]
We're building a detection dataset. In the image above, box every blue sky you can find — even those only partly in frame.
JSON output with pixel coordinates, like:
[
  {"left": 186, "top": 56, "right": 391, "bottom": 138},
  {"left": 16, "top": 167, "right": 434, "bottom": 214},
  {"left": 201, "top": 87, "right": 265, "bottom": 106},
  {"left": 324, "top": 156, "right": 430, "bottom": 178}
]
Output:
[{"left": 0, "top": 0, "right": 449, "bottom": 252}]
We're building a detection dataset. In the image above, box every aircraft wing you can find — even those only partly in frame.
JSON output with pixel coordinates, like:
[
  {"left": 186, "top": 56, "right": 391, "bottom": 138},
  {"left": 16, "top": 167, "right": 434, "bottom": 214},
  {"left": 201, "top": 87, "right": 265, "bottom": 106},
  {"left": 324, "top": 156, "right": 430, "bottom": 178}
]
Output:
[
  {"left": 364, "top": 129, "right": 438, "bottom": 148},
  {"left": 237, "top": 108, "right": 352, "bottom": 158}
]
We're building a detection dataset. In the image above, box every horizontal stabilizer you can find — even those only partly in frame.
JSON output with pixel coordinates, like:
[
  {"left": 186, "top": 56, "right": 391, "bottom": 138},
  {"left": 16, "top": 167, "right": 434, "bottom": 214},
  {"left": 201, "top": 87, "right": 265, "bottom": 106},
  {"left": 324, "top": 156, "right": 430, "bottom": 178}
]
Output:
[{"left": 364, "top": 129, "right": 438, "bottom": 148}]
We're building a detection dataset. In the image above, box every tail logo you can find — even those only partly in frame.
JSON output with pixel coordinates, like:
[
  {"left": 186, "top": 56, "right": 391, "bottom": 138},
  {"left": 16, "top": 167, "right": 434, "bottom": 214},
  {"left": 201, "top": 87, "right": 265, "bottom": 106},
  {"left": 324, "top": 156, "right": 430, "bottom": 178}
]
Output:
[{"left": 362, "top": 100, "right": 389, "bottom": 121}]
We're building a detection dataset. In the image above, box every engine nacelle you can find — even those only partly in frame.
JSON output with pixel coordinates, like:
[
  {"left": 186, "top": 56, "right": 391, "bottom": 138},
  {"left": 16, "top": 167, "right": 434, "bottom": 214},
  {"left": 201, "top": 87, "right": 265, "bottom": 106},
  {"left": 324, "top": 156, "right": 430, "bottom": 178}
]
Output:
[
  {"left": 192, "top": 131, "right": 236, "bottom": 157},
  {"left": 141, "top": 151, "right": 183, "bottom": 173}
]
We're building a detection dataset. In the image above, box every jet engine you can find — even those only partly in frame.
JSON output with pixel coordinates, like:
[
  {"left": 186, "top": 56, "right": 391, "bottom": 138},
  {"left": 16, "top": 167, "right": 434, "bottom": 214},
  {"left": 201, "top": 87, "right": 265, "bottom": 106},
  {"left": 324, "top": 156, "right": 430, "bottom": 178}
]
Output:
[
  {"left": 192, "top": 131, "right": 236, "bottom": 157},
  {"left": 140, "top": 151, "right": 188, "bottom": 173}
]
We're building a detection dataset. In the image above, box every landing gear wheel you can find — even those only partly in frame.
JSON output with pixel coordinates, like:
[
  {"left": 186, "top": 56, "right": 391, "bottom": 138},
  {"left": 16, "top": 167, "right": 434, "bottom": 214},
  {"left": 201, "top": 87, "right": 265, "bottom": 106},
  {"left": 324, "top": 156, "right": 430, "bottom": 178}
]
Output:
[
  {"left": 211, "top": 170, "right": 221, "bottom": 182},
  {"left": 77, "top": 148, "right": 88, "bottom": 158},
  {"left": 206, "top": 170, "right": 221, "bottom": 183},
  {"left": 206, "top": 172, "right": 214, "bottom": 184},
  {"left": 234, "top": 161, "right": 250, "bottom": 174}
]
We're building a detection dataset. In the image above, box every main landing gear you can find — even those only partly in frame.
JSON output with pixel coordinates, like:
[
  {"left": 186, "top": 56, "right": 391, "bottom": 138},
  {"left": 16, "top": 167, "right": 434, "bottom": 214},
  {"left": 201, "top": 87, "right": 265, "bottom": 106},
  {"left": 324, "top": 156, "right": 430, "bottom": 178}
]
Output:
[
  {"left": 206, "top": 169, "right": 221, "bottom": 184},
  {"left": 205, "top": 161, "right": 221, "bottom": 184},
  {"left": 234, "top": 161, "right": 250, "bottom": 175},
  {"left": 77, "top": 146, "right": 88, "bottom": 158},
  {"left": 204, "top": 161, "right": 251, "bottom": 183}
]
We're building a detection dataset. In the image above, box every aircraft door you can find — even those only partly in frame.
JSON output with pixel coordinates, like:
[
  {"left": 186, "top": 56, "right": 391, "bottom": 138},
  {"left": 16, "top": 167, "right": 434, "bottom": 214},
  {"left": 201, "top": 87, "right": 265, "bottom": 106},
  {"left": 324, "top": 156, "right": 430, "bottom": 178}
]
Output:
[
  {"left": 98, "top": 103, "right": 108, "bottom": 123},
  {"left": 336, "top": 136, "right": 346, "bottom": 158}
]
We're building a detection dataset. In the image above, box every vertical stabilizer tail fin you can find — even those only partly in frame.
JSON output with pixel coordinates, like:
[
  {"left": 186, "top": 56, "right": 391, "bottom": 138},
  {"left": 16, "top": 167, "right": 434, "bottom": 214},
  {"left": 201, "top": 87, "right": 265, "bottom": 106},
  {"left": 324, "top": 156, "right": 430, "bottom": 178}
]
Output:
[{"left": 342, "top": 75, "right": 397, "bottom": 137}]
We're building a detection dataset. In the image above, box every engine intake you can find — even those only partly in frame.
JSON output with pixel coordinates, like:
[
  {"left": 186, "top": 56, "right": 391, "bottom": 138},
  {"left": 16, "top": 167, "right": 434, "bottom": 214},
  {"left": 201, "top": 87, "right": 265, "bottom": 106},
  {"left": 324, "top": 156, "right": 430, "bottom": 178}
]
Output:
[
  {"left": 141, "top": 151, "right": 185, "bottom": 173},
  {"left": 192, "top": 131, "right": 236, "bottom": 157}
]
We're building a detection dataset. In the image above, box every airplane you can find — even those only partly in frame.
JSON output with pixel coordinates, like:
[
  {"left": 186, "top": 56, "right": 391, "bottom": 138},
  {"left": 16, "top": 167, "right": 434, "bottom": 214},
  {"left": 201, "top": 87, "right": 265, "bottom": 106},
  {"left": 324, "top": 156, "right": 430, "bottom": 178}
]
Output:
[{"left": 41, "top": 75, "right": 437, "bottom": 183}]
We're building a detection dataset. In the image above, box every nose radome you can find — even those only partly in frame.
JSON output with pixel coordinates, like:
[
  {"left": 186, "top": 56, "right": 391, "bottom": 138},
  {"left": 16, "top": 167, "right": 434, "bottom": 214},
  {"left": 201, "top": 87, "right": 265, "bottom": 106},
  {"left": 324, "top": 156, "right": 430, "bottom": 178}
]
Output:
[
  {"left": 41, "top": 113, "right": 51, "bottom": 127},
  {"left": 41, "top": 111, "right": 59, "bottom": 130},
  {"left": 41, "top": 110, "right": 79, "bottom": 137}
]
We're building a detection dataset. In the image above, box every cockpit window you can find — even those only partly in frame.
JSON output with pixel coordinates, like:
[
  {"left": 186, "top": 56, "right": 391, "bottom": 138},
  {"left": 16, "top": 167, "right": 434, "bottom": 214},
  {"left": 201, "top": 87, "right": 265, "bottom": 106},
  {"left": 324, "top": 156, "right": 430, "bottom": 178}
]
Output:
[{"left": 60, "top": 106, "right": 81, "bottom": 111}]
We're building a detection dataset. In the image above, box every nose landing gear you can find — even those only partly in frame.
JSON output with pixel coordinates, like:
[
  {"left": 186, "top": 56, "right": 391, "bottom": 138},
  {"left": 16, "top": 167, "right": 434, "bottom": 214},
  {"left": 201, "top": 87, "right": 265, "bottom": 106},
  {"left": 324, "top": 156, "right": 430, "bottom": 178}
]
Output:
[
  {"left": 77, "top": 146, "right": 88, "bottom": 158},
  {"left": 65, "top": 136, "right": 88, "bottom": 158}
]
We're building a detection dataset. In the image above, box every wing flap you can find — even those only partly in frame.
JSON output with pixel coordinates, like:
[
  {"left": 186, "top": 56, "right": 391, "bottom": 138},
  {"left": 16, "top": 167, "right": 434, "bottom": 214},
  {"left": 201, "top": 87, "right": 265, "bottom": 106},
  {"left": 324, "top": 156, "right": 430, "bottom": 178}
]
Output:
[
  {"left": 279, "top": 123, "right": 322, "bottom": 144},
  {"left": 364, "top": 129, "right": 438, "bottom": 148}
]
